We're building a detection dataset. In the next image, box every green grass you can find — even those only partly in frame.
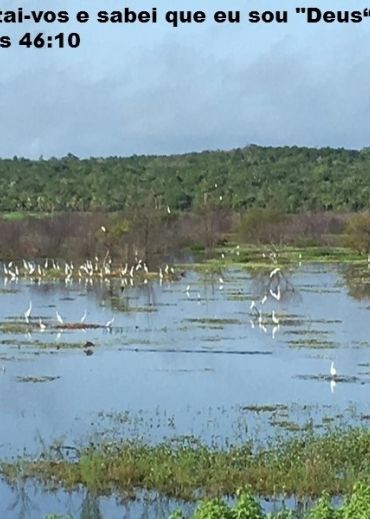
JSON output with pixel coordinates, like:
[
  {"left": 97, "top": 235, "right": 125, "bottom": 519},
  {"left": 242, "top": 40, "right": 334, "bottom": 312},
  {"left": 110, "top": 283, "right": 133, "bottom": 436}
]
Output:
[
  {"left": 1, "top": 211, "right": 51, "bottom": 221},
  {"left": 179, "top": 245, "right": 365, "bottom": 276},
  {"left": 3, "top": 428, "right": 370, "bottom": 502}
]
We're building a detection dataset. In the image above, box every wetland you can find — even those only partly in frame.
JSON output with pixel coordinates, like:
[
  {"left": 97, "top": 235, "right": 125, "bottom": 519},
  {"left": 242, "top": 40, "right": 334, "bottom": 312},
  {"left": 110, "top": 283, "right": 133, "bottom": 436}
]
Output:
[{"left": 0, "top": 255, "right": 369, "bottom": 518}]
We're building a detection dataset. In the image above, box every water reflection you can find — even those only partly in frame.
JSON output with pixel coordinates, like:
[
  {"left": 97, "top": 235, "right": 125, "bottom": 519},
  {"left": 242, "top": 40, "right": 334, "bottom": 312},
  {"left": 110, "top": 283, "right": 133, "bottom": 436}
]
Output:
[
  {"left": 80, "top": 492, "right": 103, "bottom": 519},
  {"left": 0, "top": 263, "right": 369, "bottom": 516},
  {"left": 1, "top": 482, "right": 195, "bottom": 519},
  {"left": 342, "top": 264, "right": 370, "bottom": 300},
  {"left": 6, "top": 479, "right": 39, "bottom": 519}
]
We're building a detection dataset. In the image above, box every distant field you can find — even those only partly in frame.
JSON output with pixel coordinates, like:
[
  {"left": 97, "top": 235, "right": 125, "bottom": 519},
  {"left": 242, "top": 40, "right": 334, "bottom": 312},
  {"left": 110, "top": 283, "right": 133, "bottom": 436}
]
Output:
[{"left": 0, "top": 212, "right": 51, "bottom": 221}]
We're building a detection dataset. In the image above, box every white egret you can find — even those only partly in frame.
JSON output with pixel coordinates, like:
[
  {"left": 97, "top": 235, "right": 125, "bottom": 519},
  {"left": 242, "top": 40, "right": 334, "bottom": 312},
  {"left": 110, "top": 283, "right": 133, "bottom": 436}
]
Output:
[
  {"left": 105, "top": 317, "right": 115, "bottom": 328},
  {"left": 330, "top": 361, "right": 337, "bottom": 378},
  {"left": 272, "top": 311, "right": 279, "bottom": 325},
  {"left": 56, "top": 311, "right": 64, "bottom": 325},
  {"left": 39, "top": 318, "right": 46, "bottom": 331},
  {"left": 80, "top": 310, "right": 87, "bottom": 323},
  {"left": 24, "top": 301, "right": 32, "bottom": 323}
]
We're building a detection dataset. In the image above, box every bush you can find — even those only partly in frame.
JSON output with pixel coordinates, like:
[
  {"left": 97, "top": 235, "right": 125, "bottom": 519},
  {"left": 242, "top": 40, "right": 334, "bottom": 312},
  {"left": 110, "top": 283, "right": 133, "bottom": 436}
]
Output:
[
  {"left": 344, "top": 212, "right": 370, "bottom": 254},
  {"left": 306, "top": 492, "right": 337, "bottom": 519},
  {"left": 193, "top": 498, "right": 233, "bottom": 519},
  {"left": 340, "top": 482, "right": 370, "bottom": 519}
]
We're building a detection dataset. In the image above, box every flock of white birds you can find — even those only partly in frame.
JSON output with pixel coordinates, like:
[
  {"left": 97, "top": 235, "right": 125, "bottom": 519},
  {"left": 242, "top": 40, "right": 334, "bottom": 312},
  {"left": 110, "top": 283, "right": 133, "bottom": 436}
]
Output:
[
  {"left": 3, "top": 256, "right": 176, "bottom": 285},
  {"left": 1, "top": 244, "right": 339, "bottom": 387}
]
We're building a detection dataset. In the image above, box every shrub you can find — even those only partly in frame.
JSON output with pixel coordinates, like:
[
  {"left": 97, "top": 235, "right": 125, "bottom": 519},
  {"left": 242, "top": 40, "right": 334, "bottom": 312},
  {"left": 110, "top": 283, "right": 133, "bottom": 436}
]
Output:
[
  {"left": 306, "top": 492, "right": 337, "bottom": 519},
  {"left": 193, "top": 498, "right": 233, "bottom": 519},
  {"left": 344, "top": 212, "right": 370, "bottom": 254},
  {"left": 340, "top": 482, "right": 370, "bottom": 519}
]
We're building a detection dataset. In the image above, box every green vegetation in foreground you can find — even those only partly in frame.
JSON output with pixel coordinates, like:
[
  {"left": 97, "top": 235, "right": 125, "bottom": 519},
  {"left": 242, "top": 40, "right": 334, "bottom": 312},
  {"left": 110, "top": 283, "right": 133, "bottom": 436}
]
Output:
[
  {"left": 3, "top": 428, "right": 370, "bottom": 502},
  {"left": 43, "top": 483, "right": 370, "bottom": 519},
  {"left": 169, "top": 483, "right": 370, "bottom": 518}
]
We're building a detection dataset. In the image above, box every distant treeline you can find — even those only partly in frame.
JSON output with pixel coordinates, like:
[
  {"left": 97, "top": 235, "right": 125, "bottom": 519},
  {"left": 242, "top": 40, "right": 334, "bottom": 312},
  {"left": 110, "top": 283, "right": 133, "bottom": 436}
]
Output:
[{"left": 2, "top": 145, "right": 370, "bottom": 212}]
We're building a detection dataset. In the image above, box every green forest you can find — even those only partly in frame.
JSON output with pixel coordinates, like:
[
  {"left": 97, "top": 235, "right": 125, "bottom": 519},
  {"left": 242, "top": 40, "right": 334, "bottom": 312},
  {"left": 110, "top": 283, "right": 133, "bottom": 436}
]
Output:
[{"left": 2, "top": 145, "right": 370, "bottom": 212}]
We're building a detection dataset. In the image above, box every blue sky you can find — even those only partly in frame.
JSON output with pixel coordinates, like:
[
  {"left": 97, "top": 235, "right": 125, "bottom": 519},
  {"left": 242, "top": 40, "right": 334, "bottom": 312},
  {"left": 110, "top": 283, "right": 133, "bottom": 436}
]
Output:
[{"left": 0, "top": 0, "right": 368, "bottom": 157}]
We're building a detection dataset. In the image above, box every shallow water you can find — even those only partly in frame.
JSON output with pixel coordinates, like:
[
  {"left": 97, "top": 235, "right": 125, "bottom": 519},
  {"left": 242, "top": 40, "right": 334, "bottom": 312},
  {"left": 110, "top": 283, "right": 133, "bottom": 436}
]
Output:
[{"left": 0, "top": 263, "right": 369, "bottom": 517}]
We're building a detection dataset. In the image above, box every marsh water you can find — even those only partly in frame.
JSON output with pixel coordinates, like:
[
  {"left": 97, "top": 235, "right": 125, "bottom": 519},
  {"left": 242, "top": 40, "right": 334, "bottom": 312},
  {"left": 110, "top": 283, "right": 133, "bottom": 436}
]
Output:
[{"left": 0, "top": 263, "right": 369, "bottom": 518}]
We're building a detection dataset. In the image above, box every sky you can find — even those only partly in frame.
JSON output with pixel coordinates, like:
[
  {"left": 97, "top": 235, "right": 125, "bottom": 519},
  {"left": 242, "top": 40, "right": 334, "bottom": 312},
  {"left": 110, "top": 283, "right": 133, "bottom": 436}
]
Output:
[{"left": 0, "top": 0, "right": 369, "bottom": 158}]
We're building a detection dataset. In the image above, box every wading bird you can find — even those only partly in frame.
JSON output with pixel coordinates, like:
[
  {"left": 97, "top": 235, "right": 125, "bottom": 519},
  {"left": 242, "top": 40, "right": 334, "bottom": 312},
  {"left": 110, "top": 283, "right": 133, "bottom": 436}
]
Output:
[
  {"left": 80, "top": 310, "right": 87, "bottom": 323},
  {"left": 39, "top": 318, "right": 46, "bottom": 331},
  {"left": 330, "top": 361, "right": 337, "bottom": 378},
  {"left": 105, "top": 317, "right": 114, "bottom": 328},
  {"left": 56, "top": 311, "right": 64, "bottom": 325},
  {"left": 24, "top": 301, "right": 32, "bottom": 324}
]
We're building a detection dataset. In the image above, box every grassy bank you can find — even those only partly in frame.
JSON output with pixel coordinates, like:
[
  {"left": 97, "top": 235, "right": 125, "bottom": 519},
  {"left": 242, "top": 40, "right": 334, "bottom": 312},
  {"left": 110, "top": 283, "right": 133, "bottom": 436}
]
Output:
[
  {"left": 2, "top": 428, "right": 370, "bottom": 502},
  {"left": 188, "top": 245, "right": 365, "bottom": 275}
]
